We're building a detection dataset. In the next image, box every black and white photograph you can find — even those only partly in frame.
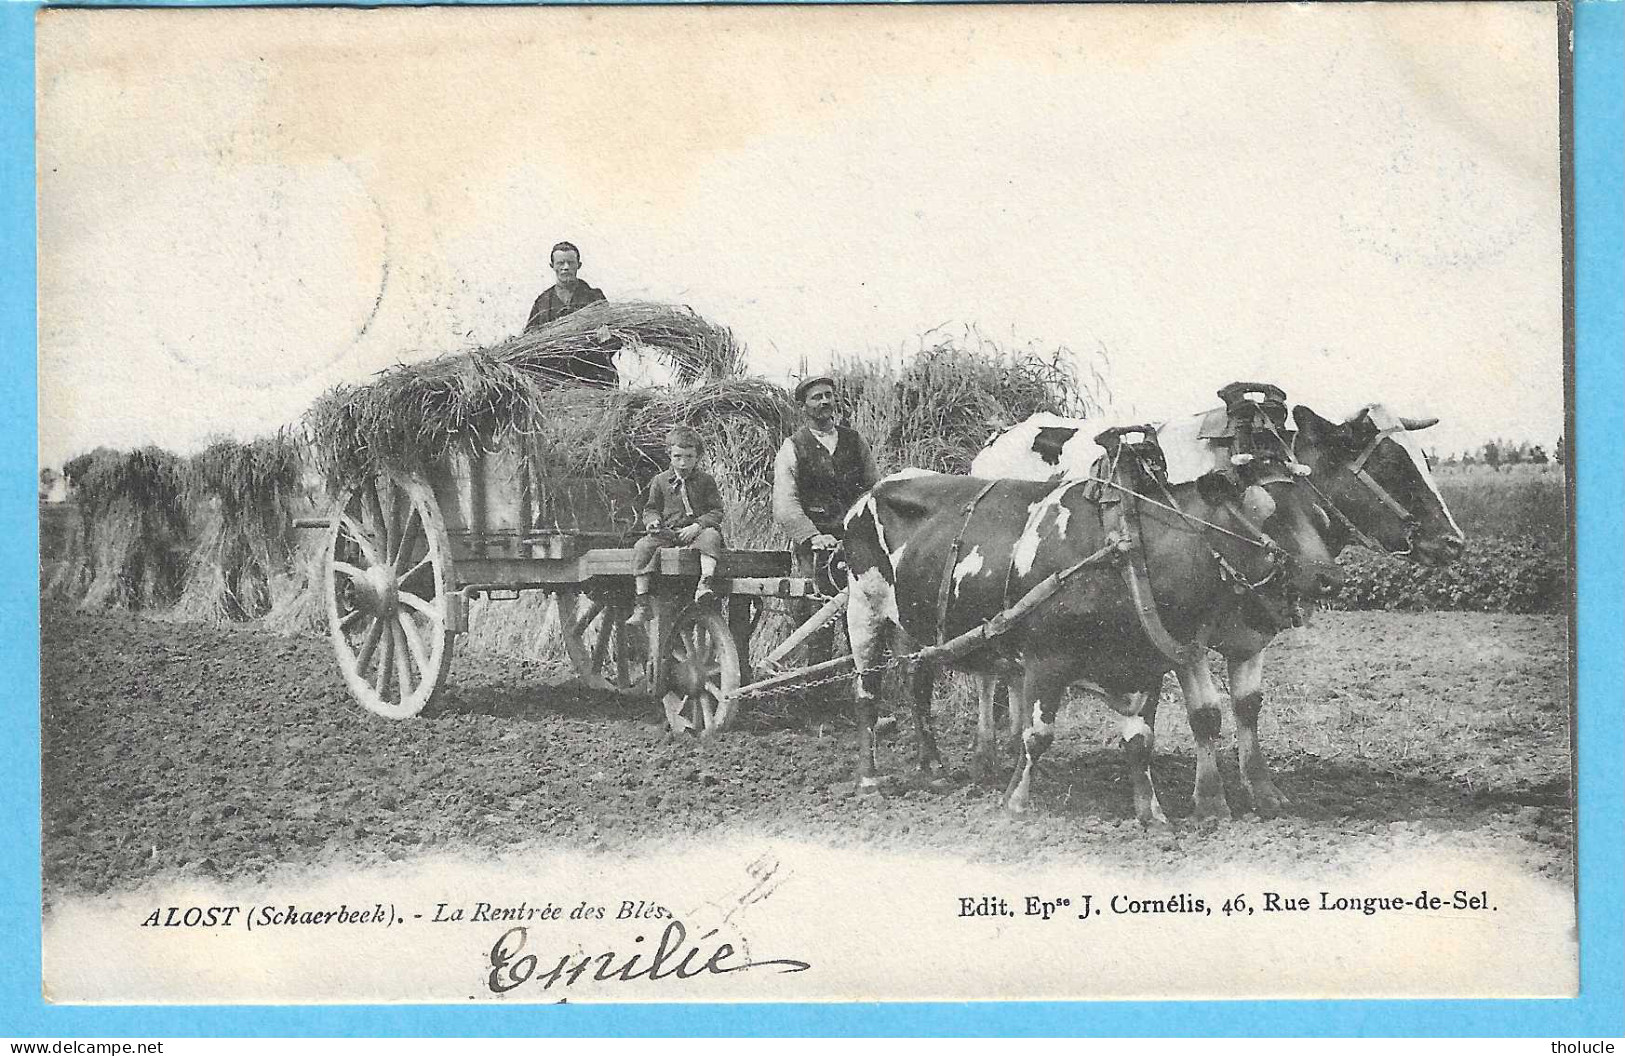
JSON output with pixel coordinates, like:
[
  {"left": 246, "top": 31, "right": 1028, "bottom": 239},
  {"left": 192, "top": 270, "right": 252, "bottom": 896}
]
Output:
[{"left": 35, "top": 2, "right": 1574, "bottom": 1003}]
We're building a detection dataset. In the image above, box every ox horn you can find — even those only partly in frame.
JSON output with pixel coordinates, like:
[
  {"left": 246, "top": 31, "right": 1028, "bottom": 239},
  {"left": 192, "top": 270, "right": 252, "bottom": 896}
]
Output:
[{"left": 1400, "top": 416, "right": 1439, "bottom": 431}]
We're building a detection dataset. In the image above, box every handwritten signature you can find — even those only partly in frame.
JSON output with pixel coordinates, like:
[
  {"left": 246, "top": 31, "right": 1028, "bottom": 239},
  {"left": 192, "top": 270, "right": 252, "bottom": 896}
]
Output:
[{"left": 486, "top": 920, "right": 811, "bottom": 994}]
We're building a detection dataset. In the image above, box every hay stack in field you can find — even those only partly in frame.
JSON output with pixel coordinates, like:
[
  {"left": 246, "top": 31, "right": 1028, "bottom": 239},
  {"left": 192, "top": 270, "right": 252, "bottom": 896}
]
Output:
[
  {"left": 46, "top": 446, "right": 190, "bottom": 611},
  {"left": 303, "top": 301, "right": 745, "bottom": 487},
  {"left": 166, "top": 433, "right": 308, "bottom": 625},
  {"left": 829, "top": 327, "right": 1109, "bottom": 476}
]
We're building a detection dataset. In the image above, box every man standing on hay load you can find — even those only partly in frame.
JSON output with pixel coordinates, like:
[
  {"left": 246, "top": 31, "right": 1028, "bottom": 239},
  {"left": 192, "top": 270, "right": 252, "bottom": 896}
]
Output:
[
  {"left": 524, "top": 241, "right": 607, "bottom": 330},
  {"left": 774, "top": 374, "right": 879, "bottom": 660},
  {"left": 523, "top": 241, "right": 616, "bottom": 387}
]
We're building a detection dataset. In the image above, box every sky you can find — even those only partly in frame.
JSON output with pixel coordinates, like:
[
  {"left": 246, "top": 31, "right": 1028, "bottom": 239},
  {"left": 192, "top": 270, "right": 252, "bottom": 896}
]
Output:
[{"left": 35, "top": 2, "right": 1565, "bottom": 469}]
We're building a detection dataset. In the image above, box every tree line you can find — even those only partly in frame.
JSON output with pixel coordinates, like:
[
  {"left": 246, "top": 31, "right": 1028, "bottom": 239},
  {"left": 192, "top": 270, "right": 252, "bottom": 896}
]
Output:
[{"left": 1430, "top": 437, "right": 1564, "bottom": 470}]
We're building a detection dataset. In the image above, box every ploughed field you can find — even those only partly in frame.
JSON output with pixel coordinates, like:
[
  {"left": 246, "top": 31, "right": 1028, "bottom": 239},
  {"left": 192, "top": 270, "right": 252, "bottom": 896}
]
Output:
[{"left": 41, "top": 608, "right": 1573, "bottom": 898}]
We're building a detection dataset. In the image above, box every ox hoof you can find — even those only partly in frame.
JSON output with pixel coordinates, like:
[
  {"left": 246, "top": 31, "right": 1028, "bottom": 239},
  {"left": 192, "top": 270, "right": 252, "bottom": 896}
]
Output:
[{"left": 1247, "top": 783, "right": 1291, "bottom": 818}]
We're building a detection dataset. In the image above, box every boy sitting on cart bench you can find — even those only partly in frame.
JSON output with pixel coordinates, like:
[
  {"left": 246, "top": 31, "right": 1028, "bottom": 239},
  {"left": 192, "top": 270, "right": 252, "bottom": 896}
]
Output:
[{"left": 625, "top": 426, "right": 728, "bottom": 626}]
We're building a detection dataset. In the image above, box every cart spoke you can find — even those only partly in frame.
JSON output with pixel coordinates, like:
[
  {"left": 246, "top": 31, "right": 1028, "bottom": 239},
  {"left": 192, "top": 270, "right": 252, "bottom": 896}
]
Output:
[
  {"left": 338, "top": 607, "right": 368, "bottom": 633},
  {"left": 570, "top": 597, "right": 604, "bottom": 640},
  {"left": 337, "top": 515, "right": 383, "bottom": 565},
  {"left": 590, "top": 613, "right": 613, "bottom": 672},
  {"left": 355, "top": 617, "right": 385, "bottom": 670},
  {"left": 396, "top": 612, "right": 430, "bottom": 675},
  {"left": 397, "top": 590, "right": 442, "bottom": 625},
  {"left": 398, "top": 555, "right": 433, "bottom": 588},
  {"left": 391, "top": 621, "right": 414, "bottom": 697},
  {"left": 372, "top": 625, "right": 394, "bottom": 697},
  {"left": 365, "top": 483, "right": 391, "bottom": 562},
  {"left": 332, "top": 560, "right": 368, "bottom": 584},
  {"left": 380, "top": 479, "right": 404, "bottom": 556},
  {"left": 705, "top": 680, "right": 722, "bottom": 700},
  {"left": 391, "top": 505, "right": 421, "bottom": 570}
]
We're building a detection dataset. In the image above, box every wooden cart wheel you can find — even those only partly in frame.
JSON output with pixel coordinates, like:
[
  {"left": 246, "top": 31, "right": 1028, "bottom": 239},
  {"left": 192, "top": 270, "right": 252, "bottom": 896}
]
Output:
[
  {"left": 662, "top": 604, "right": 742, "bottom": 736},
  {"left": 555, "top": 592, "right": 651, "bottom": 695},
  {"left": 324, "top": 472, "right": 454, "bottom": 719}
]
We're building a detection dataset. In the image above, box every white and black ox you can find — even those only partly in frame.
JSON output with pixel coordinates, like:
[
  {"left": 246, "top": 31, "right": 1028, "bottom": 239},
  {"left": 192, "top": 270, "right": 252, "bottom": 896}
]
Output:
[
  {"left": 841, "top": 406, "right": 1353, "bottom": 823},
  {"left": 948, "top": 401, "right": 1465, "bottom": 823}
]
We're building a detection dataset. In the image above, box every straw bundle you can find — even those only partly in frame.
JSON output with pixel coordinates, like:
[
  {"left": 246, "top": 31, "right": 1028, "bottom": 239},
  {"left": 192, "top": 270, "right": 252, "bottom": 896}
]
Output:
[
  {"left": 261, "top": 526, "right": 328, "bottom": 635},
  {"left": 48, "top": 446, "right": 190, "bottom": 611},
  {"left": 831, "top": 327, "right": 1107, "bottom": 476},
  {"left": 166, "top": 434, "right": 306, "bottom": 624}
]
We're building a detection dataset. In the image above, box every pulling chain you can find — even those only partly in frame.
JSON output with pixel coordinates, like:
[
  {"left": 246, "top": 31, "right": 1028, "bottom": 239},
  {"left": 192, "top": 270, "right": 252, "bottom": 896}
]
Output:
[{"left": 729, "top": 651, "right": 916, "bottom": 703}]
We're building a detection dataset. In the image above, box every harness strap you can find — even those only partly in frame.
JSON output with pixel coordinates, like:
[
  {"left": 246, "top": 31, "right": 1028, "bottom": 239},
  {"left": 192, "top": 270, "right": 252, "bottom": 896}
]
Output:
[
  {"left": 1088, "top": 476, "right": 1280, "bottom": 551},
  {"left": 1352, "top": 466, "right": 1415, "bottom": 522},
  {"left": 1346, "top": 425, "right": 1421, "bottom": 522},
  {"left": 935, "top": 478, "right": 1001, "bottom": 645},
  {"left": 1118, "top": 530, "right": 1210, "bottom": 667},
  {"left": 1111, "top": 479, "right": 1245, "bottom": 667},
  {"left": 1302, "top": 474, "right": 1388, "bottom": 553},
  {"left": 1219, "top": 495, "right": 1277, "bottom": 551}
]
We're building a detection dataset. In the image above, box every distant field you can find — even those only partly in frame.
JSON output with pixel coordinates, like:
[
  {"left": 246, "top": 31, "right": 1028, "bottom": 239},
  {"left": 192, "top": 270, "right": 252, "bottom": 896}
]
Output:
[{"left": 1433, "top": 463, "right": 1567, "bottom": 543}]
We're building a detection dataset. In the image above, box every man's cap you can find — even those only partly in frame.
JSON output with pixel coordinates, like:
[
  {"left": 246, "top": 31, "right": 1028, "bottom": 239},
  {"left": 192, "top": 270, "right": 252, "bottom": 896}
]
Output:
[{"left": 794, "top": 374, "right": 837, "bottom": 403}]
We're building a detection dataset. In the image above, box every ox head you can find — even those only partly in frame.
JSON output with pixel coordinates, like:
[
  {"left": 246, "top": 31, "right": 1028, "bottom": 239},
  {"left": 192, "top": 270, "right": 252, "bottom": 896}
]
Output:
[
  {"left": 1245, "top": 468, "right": 1347, "bottom": 601},
  {"left": 1194, "top": 465, "right": 1345, "bottom": 611},
  {"left": 1292, "top": 405, "right": 1467, "bottom": 566}
]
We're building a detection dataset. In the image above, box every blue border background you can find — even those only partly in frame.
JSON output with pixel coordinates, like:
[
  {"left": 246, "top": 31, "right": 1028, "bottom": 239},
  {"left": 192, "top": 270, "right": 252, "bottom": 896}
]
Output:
[{"left": 2, "top": 0, "right": 1619, "bottom": 1038}]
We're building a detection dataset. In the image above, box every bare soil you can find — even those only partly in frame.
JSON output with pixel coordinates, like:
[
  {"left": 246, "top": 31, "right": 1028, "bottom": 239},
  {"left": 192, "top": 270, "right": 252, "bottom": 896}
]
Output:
[{"left": 41, "top": 609, "right": 1573, "bottom": 899}]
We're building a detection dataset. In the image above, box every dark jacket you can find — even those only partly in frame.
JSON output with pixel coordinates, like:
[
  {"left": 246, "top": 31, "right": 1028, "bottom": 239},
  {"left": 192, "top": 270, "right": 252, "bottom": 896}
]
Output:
[
  {"left": 642, "top": 468, "right": 725, "bottom": 531},
  {"left": 525, "top": 283, "right": 607, "bottom": 331},
  {"left": 522, "top": 283, "right": 615, "bottom": 386}
]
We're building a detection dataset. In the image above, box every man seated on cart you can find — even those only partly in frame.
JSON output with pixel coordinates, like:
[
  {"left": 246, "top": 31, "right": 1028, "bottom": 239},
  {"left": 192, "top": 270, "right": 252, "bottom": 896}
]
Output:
[
  {"left": 773, "top": 374, "right": 879, "bottom": 661},
  {"left": 625, "top": 425, "right": 728, "bottom": 627}
]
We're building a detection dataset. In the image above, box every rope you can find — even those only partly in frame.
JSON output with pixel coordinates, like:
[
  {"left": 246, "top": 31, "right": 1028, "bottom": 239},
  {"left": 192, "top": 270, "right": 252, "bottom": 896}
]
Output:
[{"left": 1083, "top": 475, "right": 1282, "bottom": 552}]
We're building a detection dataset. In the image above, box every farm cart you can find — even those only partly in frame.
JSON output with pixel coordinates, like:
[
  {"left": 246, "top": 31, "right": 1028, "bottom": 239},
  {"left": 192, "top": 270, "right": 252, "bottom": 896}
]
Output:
[{"left": 300, "top": 443, "right": 854, "bottom": 732}]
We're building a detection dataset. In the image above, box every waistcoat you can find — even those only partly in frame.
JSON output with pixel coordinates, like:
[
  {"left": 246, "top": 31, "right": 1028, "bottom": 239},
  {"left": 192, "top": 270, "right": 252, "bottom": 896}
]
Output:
[{"left": 791, "top": 425, "right": 868, "bottom": 534}]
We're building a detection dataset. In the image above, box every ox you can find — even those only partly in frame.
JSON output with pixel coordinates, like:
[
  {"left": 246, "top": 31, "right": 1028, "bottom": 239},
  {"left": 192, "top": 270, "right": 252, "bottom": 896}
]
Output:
[
  {"left": 842, "top": 436, "right": 1346, "bottom": 822},
  {"left": 968, "top": 403, "right": 1465, "bottom": 820}
]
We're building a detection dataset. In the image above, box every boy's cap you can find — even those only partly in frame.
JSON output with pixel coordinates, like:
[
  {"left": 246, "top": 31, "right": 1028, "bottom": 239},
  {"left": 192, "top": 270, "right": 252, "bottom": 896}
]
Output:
[{"left": 794, "top": 374, "right": 836, "bottom": 403}]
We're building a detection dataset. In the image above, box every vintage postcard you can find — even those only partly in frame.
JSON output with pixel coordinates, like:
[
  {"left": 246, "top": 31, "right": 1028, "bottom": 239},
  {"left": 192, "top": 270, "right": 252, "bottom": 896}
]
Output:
[{"left": 33, "top": 2, "right": 1576, "bottom": 1006}]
